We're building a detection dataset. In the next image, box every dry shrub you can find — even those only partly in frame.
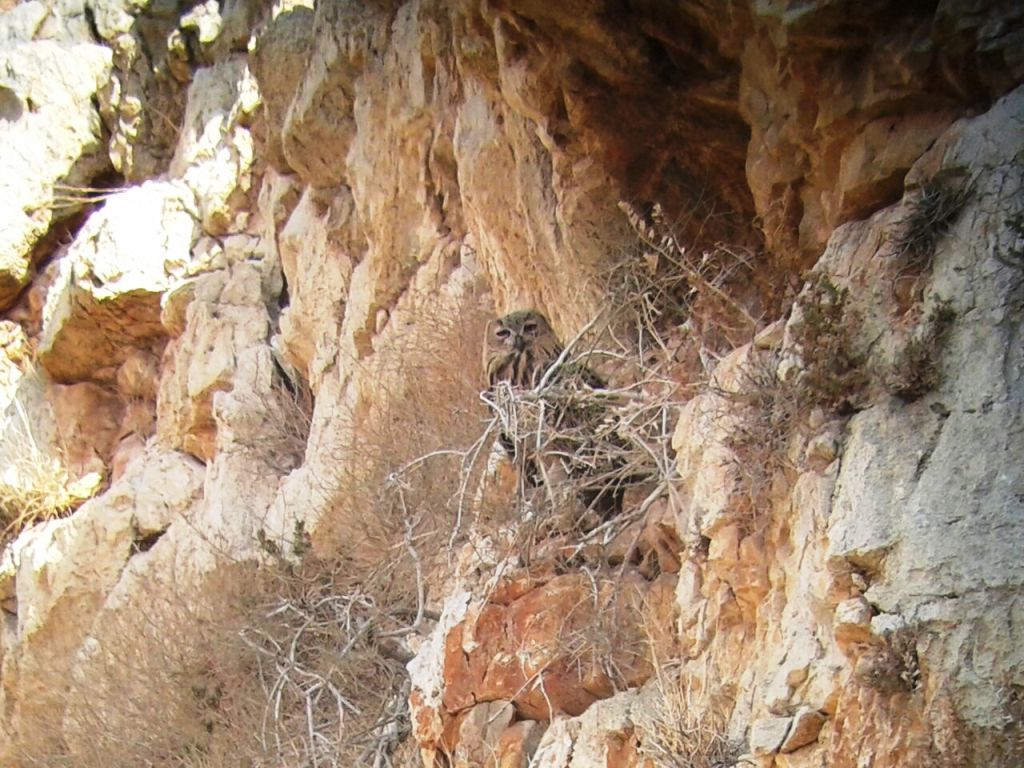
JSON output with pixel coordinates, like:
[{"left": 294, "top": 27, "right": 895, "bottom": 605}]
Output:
[
  {"left": 787, "top": 272, "right": 867, "bottom": 410},
  {"left": 0, "top": 396, "right": 91, "bottom": 545},
  {"left": 854, "top": 627, "right": 921, "bottom": 695},
  {"left": 884, "top": 301, "right": 956, "bottom": 401},
  {"left": 637, "top": 666, "right": 740, "bottom": 768},
  {"left": 248, "top": 366, "right": 315, "bottom": 474},
  {"left": 611, "top": 201, "right": 767, "bottom": 387},
  {"left": 20, "top": 568, "right": 254, "bottom": 768},
  {"left": 713, "top": 350, "right": 801, "bottom": 516},
  {"left": 891, "top": 177, "right": 973, "bottom": 271},
  {"left": 312, "top": 296, "right": 494, "bottom": 566},
  {"left": 22, "top": 545, "right": 426, "bottom": 768},
  {"left": 226, "top": 551, "right": 420, "bottom": 767}
]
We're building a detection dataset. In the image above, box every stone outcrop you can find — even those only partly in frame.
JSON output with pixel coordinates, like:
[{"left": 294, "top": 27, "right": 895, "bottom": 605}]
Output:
[
  {"left": 0, "top": 1, "right": 1021, "bottom": 767},
  {"left": 0, "top": 34, "right": 111, "bottom": 308}
]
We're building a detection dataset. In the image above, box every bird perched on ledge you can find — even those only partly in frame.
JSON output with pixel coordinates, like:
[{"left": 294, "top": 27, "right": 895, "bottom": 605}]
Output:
[
  {"left": 483, "top": 309, "right": 563, "bottom": 389},
  {"left": 483, "top": 309, "right": 603, "bottom": 390},
  {"left": 482, "top": 309, "right": 627, "bottom": 519}
]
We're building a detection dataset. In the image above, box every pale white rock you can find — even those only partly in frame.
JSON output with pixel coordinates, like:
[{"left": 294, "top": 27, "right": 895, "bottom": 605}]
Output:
[
  {"left": 156, "top": 261, "right": 273, "bottom": 461},
  {"left": 763, "top": 629, "right": 820, "bottom": 713},
  {"left": 0, "top": 444, "right": 202, "bottom": 752},
  {"left": 672, "top": 391, "right": 741, "bottom": 538},
  {"left": 833, "top": 597, "right": 874, "bottom": 647},
  {"left": 451, "top": 700, "right": 515, "bottom": 768},
  {"left": 0, "top": 40, "right": 112, "bottom": 308},
  {"left": 567, "top": 689, "right": 639, "bottom": 767},
  {"left": 750, "top": 715, "right": 792, "bottom": 755},
  {"left": 822, "top": 87, "right": 1024, "bottom": 738},
  {"left": 274, "top": 184, "right": 357, "bottom": 379},
  {"left": 169, "top": 56, "right": 259, "bottom": 235},
  {"left": 803, "top": 428, "right": 839, "bottom": 470},
  {"left": 37, "top": 181, "right": 199, "bottom": 382},
  {"left": 529, "top": 716, "right": 580, "bottom": 768},
  {"left": 0, "top": 2, "right": 47, "bottom": 43},
  {"left": 102, "top": 446, "right": 204, "bottom": 535}
]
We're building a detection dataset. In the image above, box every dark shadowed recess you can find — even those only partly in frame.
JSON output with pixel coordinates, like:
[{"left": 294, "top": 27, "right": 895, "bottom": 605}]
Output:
[{"left": 488, "top": 0, "right": 759, "bottom": 250}]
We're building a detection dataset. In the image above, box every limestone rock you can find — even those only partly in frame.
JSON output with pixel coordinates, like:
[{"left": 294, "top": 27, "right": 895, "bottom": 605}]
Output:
[
  {"left": 833, "top": 597, "right": 874, "bottom": 648},
  {"left": 492, "top": 720, "right": 545, "bottom": 768},
  {"left": 566, "top": 691, "right": 641, "bottom": 768},
  {"left": 46, "top": 382, "right": 123, "bottom": 478},
  {"left": 742, "top": 0, "right": 1023, "bottom": 262},
  {"left": 439, "top": 571, "right": 654, "bottom": 722},
  {"left": 824, "top": 88, "right": 1024, "bottom": 734},
  {"left": 37, "top": 181, "right": 199, "bottom": 383},
  {"left": 780, "top": 707, "right": 827, "bottom": 753},
  {"left": 156, "top": 259, "right": 275, "bottom": 462},
  {"left": 529, "top": 717, "right": 580, "bottom": 768},
  {"left": 448, "top": 699, "right": 514, "bottom": 767},
  {"left": 0, "top": 2, "right": 1022, "bottom": 766},
  {"left": 750, "top": 715, "right": 791, "bottom": 755},
  {"left": 169, "top": 56, "right": 259, "bottom": 235},
  {"left": 0, "top": 39, "right": 112, "bottom": 308},
  {"left": 247, "top": 4, "right": 315, "bottom": 173},
  {"left": 409, "top": 589, "right": 472, "bottom": 751}
]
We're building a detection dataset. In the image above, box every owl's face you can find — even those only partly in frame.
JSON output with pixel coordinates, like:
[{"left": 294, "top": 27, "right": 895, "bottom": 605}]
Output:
[
  {"left": 493, "top": 310, "right": 552, "bottom": 352},
  {"left": 484, "top": 310, "right": 562, "bottom": 388}
]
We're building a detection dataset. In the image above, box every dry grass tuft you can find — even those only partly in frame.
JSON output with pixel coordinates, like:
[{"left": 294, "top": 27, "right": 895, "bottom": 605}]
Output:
[
  {"left": 884, "top": 301, "right": 956, "bottom": 401},
  {"left": 713, "top": 350, "right": 801, "bottom": 515},
  {"left": 250, "top": 367, "right": 315, "bottom": 474},
  {"left": 638, "top": 666, "right": 740, "bottom": 768},
  {"left": 891, "top": 178, "right": 973, "bottom": 271},
  {"left": 787, "top": 273, "right": 867, "bottom": 410},
  {"left": 854, "top": 627, "right": 921, "bottom": 695},
  {"left": 0, "top": 398, "right": 91, "bottom": 546}
]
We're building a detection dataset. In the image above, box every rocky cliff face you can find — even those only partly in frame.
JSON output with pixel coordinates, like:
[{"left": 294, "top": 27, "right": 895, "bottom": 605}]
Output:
[{"left": 0, "top": 1, "right": 1022, "bottom": 766}]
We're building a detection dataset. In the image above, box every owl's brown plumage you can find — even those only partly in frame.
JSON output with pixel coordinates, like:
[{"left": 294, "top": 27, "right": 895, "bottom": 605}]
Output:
[
  {"left": 483, "top": 310, "right": 627, "bottom": 519},
  {"left": 483, "top": 310, "right": 563, "bottom": 389}
]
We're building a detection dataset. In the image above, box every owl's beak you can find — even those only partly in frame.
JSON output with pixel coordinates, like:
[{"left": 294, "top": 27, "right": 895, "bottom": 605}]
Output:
[{"left": 513, "top": 335, "right": 526, "bottom": 352}]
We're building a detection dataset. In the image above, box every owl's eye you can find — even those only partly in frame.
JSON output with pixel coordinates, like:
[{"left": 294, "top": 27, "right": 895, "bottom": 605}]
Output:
[
  {"left": 523, "top": 322, "right": 537, "bottom": 333},
  {"left": 496, "top": 328, "right": 511, "bottom": 339}
]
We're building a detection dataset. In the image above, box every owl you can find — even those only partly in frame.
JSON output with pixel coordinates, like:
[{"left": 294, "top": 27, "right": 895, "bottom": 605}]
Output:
[
  {"left": 483, "top": 310, "right": 626, "bottom": 518},
  {"left": 483, "top": 310, "right": 563, "bottom": 389}
]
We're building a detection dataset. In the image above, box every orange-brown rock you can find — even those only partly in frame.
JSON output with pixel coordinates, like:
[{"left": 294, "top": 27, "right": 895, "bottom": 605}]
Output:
[
  {"left": 491, "top": 720, "right": 546, "bottom": 768},
  {"left": 439, "top": 569, "right": 660, "bottom": 729}
]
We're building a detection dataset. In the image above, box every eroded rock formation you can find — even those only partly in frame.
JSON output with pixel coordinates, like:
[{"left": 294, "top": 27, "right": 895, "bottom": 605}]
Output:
[{"left": 0, "top": 1, "right": 1021, "bottom": 766}]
